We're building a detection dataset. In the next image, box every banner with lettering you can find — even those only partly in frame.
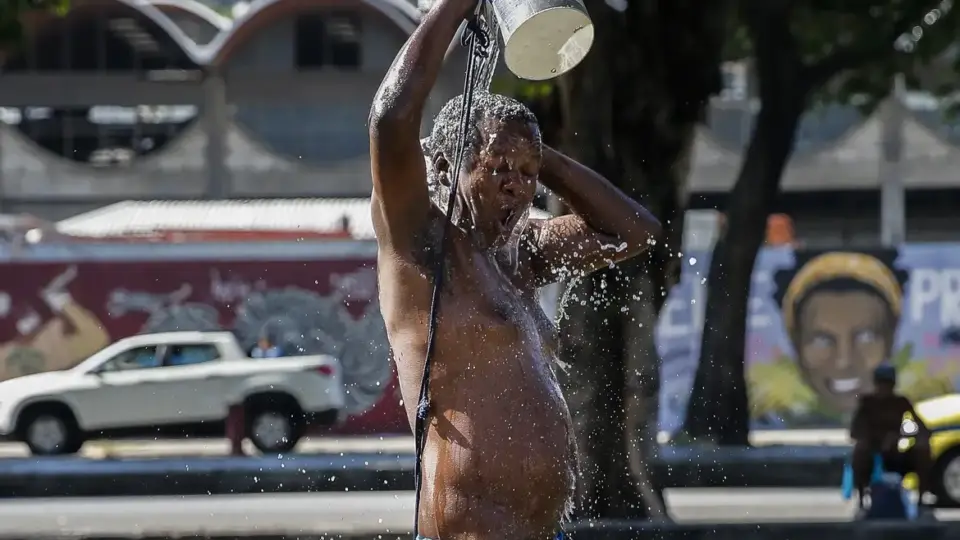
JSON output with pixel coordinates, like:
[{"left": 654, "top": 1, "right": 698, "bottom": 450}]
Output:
[{"left": 657, "top": 245, "right": 960, "bottom": 433}]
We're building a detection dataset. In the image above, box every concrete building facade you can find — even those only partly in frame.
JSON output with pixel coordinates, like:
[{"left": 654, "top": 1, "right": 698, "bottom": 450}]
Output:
[
  {"left": 0, "top": 0, "right": 465, "bottom": 219},
  {"left": 2, "top": 0, "right": 960, "bottom": 245}
]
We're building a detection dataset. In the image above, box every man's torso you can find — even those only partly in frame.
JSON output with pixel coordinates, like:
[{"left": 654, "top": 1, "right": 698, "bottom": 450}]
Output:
[{"left": 377, "top": 218, "right": 576, "bottom": 535}]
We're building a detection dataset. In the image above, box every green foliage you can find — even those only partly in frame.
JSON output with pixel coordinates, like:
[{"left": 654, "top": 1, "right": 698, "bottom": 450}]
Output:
[
  {"left": 718, "top": 0, "right": 958, "bottom": 116},
  {"left": 747, "top": 355, "right": 818, "bottom": 419},
  {"left": 815, "top": 1, "right": 958, "bottom": 112},
  {"left": 0, "top": 0, "right": 69, "bottom": 51},
  {"left": 898, "top": 358, "right": 957, "bottom": 403},
  {"left": 747, "top": 347, "right": 959, "bottom": 424},
  {"left": 734, "top": 0, "right": 958, "bottom": 110},
  {"left": 490, "top": 76, "right": 553, "bottom": 105},
  {"left": 891, "top": 342, "right": 914, "bottom": 371}
]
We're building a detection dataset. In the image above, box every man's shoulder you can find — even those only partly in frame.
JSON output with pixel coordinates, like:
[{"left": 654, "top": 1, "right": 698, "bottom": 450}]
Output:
[
  {"left": 893, "top": 394, "right": 914, "bottom": 408},
  {"left": 858, "top": 393, "right": 913, "bottom": 409}
]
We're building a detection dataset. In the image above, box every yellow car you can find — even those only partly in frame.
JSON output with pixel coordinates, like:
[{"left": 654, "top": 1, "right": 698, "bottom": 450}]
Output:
[{"left": 901, "top": 393, "right": 960, "bottom": 506}]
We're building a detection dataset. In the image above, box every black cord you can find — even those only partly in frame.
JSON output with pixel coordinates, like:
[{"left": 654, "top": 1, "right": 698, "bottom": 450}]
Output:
[{"left": 412, "top": 3, "right": 493, "bottom": 537}]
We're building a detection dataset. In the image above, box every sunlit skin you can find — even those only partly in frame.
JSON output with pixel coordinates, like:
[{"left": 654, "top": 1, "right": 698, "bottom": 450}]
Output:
[{"left": 368, "top": 0, "right": 661, "bottom": 537}]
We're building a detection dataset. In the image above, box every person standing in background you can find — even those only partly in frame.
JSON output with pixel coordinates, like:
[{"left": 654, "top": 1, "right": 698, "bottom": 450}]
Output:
[{"left": 251, "top": 335, "right": 283, "bottom": 359}]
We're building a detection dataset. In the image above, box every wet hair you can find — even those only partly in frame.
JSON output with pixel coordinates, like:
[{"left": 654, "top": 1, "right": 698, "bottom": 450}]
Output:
[{"left": 424, "top": 91, "right": 540, "bottom": 189}]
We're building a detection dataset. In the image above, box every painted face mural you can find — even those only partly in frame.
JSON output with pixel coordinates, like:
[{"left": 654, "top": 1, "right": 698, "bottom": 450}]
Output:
[
  {"left": 657, "top": 245, "right": 960, "bottom": 433},
  {"left": 776, "top": 252, "right": 905, "bottom": 413}
]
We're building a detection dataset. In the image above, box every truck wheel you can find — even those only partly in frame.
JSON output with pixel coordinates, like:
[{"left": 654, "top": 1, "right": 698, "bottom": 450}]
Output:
[
  {"left": 18, "top": 406, "right": 83, "bottom": 456},
  {"left": 245, "top": 394, "right": 303, "bottom": 454}
]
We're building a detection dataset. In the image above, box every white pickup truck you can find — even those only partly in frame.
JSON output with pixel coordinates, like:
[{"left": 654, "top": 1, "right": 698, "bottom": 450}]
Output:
[{"left": 0, "top": 331, "right": 344, "bottom": 456}]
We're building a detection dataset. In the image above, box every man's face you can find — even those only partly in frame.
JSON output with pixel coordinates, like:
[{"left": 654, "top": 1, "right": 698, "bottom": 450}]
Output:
[
  {"left": 458, "top": 117, "right": 541, "bottom": 249},
  {"left": 794, "top": 289, "right": 892, "bottom": 412}
]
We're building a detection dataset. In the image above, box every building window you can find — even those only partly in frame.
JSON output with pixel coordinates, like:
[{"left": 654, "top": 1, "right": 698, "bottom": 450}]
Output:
[
  {"left": 294, "top": 12, "right": 361, "bottom": 70},
  {"left": 328, "top": 14, "right": 361, "bottom": 68},
  {"left": 295, "top": 14, "right": 326, "bottom": 68}
]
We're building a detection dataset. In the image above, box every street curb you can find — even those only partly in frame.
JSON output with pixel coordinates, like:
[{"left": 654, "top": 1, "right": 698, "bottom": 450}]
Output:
[
  {"left": 658, "top": 445, "right": 847, "bottom": 488},
  {"left": 4, "top": 521, "right": 960, "bottom": 540},
  {"left": 0, "top": 446, "right": 848, "bottom": 497},
  {"left": 0, "top": 453, "right": 414, "bottom": 498}
]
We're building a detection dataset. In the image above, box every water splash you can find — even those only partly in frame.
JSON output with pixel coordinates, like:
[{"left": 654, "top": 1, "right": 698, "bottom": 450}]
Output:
[{"left": 601, "top": 242, "right": 629, "bottom": 253}]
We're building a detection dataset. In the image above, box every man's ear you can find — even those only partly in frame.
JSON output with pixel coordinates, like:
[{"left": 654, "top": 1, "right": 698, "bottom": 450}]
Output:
[{"left": 433, "top": 152, "right": 451, "bottom": 187}]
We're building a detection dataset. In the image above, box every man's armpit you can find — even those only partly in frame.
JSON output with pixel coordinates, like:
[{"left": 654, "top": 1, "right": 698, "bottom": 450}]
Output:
[{"left": 520, "top": 217, "right": 619, "bottom": 286}]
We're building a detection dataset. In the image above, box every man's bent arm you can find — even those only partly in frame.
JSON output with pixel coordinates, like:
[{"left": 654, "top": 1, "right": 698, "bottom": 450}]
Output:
[
  {"left": 368, "top": 0, "right": 474, "bottom": 254},
  {"left": 522, "top": 145, "right": 662, "bottom": 285}
]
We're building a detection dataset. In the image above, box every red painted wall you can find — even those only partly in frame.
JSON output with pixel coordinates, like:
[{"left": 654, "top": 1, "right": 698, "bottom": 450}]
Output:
[{"left": 0, "top": 257, "right": 407, "bottom": 434}]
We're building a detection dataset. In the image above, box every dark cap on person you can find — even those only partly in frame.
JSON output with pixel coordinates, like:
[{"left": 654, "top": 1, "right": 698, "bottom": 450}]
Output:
[{"left": 873, "top": 364, "right": 897, "bottom": 383}]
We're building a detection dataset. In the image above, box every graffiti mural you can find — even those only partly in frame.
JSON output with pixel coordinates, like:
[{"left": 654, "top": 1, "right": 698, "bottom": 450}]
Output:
[
  {"left": 657, "top": 245, "right": 960, "bottom": 433},
  {"left": 0, "top": 265, "right": 110, "bottom": 380},
  {"left": 0, "top": 258, "right": 402, "bottom": 433}
]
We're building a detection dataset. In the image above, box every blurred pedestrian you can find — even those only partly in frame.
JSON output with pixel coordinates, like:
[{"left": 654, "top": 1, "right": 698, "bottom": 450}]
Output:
[
  {"left": 251, "top": 336, "right": 283, "bottom": 359},
  {"left": 850, "top": 364, "right": 933, "bottom": 510}
]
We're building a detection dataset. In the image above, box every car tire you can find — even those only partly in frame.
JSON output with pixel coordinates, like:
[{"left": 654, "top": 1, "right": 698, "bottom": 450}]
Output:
[
  {"left": 18, "top": 406, "right": 83, "bottom": 456},
  {"left": 245, "top": 395, "right": 303, "bottom": 454},
  {"left": 934, "top": 447, "right": 960, "bottom": 508}
]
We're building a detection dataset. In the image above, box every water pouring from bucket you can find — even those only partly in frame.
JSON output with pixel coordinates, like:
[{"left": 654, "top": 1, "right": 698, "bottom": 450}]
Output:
[{"left": 419, "top": 0, "right": 595, "bottom": 81}]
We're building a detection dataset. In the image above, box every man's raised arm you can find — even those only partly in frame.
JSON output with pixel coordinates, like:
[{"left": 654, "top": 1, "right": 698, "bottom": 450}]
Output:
[
  {"left": 368, "top": 0, "right": 474, "bottom": 255},
  {"left": 520, "top": 146, "right": 662, "bottom": 286}
]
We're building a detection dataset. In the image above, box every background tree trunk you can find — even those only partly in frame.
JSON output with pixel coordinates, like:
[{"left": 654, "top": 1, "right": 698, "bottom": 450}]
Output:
[
  {"left": 682, "top": 2, "right": 808, "bottom": 445},
  {"left": 555, "top": 0, "right": 726, "bottom": 519}
]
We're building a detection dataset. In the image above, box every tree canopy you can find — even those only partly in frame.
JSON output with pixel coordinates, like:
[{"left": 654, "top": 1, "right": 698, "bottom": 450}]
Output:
[{"left": 0, "top": 0, "right": 69, "bottom": 51}]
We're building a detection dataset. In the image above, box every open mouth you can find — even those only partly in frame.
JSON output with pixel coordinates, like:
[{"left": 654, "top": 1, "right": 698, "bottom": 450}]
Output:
[
  {"left": 827, "top": 377, "right": 861, "bottom": 394},
  {"left": 499, "top": 210, "right": 517, "bottom": 233}
]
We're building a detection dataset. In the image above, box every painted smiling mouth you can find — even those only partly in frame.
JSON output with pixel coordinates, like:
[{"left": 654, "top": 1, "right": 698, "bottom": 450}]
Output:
[{"left": 828, "top": 377, "right": 861, "bottom": 394}]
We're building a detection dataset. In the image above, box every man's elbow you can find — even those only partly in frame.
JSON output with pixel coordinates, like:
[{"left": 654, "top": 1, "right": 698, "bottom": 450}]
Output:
[
  {"left": 625, "top": 215, "right": 662, "bottom": 255},
  {"left": 644, "top": 215, "right": 663, "bottom": 243},
  {"left": 368, "top": 97, "right": 419, "bottom": 137}
]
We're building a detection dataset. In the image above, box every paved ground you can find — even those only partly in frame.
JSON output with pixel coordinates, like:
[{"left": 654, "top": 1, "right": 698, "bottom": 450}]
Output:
[
  {"left": 0, "top": 489, "right": 954, "bottom": 536},
  {"left": 0, "top": 430, "right": 851, "bottom": 460}
]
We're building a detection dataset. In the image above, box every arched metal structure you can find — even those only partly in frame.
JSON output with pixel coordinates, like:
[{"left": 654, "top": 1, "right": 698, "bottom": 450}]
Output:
[
  {"left": 150, "top": 0, "right": 233, "bottom": 45},
  {"left": 2, "top": 0, "right": 205, "bottom": 166},
  {"left": 0, "top": 0, "right": 465, "bottom": 216},
  {"left": 204, "top": 0, "right": 418, "bottom": 65},
  {"left": 5, "top": 0, "right": 201, "bottom": 72}
]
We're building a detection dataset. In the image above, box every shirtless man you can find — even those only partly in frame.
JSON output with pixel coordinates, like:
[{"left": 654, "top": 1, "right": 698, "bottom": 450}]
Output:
[
  {"left": 369, "top": 0, "right": 661, "bottom": 537},
  {"left": 850, "top": 364, "right": 933, "bottom": 510}
]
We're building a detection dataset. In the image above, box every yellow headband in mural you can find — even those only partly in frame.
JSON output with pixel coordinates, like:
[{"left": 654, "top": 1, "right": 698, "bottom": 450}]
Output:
[{"left": 781, "top": 252, "right": 903, "bottom": 333}]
